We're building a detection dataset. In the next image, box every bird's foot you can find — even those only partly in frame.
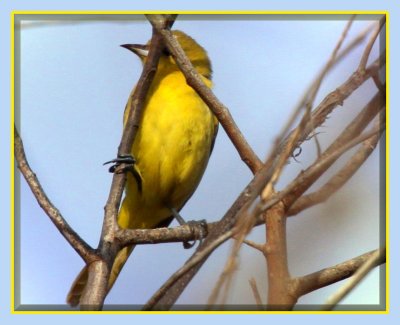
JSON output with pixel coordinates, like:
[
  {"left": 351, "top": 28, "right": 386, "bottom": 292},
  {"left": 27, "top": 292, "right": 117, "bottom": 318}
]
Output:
[
  {"left": 104, "top": 154, "right": 142, "bottom": 192},
  {"left": 170, "top": 208, "right": 207, "bottom": 249},
  {"left": 104, "top": 154, "right": 136, "bottom": 173}
]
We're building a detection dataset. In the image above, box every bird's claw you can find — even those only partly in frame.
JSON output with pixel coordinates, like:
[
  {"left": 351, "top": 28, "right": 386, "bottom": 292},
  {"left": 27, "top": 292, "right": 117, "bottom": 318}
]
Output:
[
  {"left": 183, "top": 219, "right": 208, "bottom": 249},
  {"left": 104, "top": 154, "right": 136, "bottom": 173}
]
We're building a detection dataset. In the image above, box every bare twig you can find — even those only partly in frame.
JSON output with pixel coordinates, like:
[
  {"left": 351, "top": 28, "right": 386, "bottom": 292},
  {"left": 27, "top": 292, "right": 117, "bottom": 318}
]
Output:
[
  {"left": 242, "top": 239, "right": 265, "bottom": 253},
  {"left": 116, "top": 223, "right": 208, "bottom": 246},
  {"left": 273, "top": 17, "right": 372, "bottom": 159},
  {"left": 14, "top": 127, "right": 97, "bottom": 263},
  {"left": 306, "top": 16, "right": 355, "bottom": 157},
  {"left": 307, "top": 16, "right": 356, "bottom": 108},
  {"left": 244, "top": 118, "right": 383, "bottom": 234},
  {"left": 288, "top": 121, "right": 383, "bottom": 215},
  {"left": 290, "top": 249, "right": 385, "bottom": 298},
  {"left": 207, "top": 242, "right": 238, "bottom": 307},
  {"left": 358, "top": 15, "right": 386, "bottom": 71},
  {"left": 281, "top": 124, "right": 383, "bottom": 211},
  {"left": 260, "top": 54, "right": 384, "bottom": 206},
  {"left": 321, "top": 247, "right": 386, "bottom": 310},
  {"left": 288, "top": 89, "right": 385, "bottom": 215},
  {"left": 249, "top": 277, "right": 264, "bottom": 309}
]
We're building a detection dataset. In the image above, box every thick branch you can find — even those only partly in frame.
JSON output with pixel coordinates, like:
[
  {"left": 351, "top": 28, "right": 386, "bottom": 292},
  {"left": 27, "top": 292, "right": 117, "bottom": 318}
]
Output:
[
  {"left": 14, "top": 127, "right": 97, "bottom": 263},
  {"left": 264, "top": 204, "right": 294, "bottom": 310}
]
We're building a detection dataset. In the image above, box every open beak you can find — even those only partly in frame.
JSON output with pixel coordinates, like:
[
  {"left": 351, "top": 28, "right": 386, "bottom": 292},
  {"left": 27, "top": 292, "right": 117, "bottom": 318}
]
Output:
[{"left": 120, "top": 44, "right": 149, "bottom": 58}]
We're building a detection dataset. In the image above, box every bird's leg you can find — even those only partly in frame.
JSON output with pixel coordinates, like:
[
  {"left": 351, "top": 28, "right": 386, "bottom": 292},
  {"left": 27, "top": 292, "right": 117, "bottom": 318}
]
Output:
[
  {"left": 104, "top": 154, "right": 142, "bottom": 192},
  {"left": 170, "top": 207, "right": 207, "bottom": 249}
]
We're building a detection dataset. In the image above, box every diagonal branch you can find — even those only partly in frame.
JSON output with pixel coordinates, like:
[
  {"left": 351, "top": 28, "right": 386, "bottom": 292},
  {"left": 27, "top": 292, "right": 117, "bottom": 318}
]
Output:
[
  {"left": 358, "top": 15, "right": 386, "bottom": 71},
  {"left": 290, "top": 248, "right": 385, "bottom": 299},
  {"left": 268, "top": 18, "right": 376, "bottom": 172},
  {"left": 147, "top": 16, "right": 263, "bottom": 174},
  {"left": 322, "top": 247, "right": 386, "bottom": 310},
  {"left": 288, "top": 118, "right": 383, "bottom": 216},
  {"left": 14, "top": 127, "right": 97, "bottom": 264},
  {"left": 282, "top": 90, "right": 385, "bottom": 210}
]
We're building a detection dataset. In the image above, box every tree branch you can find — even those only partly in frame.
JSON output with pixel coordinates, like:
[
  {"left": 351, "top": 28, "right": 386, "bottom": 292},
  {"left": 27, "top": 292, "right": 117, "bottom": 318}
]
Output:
[
  {"left": 358, "top": 15, "right": 386, "bottom": 71},
  {"left": 14, "top": 127, "right": 97, "bottom": 264},
  {"left": 249, "top": 277, "right": 264, "bottom": 309},
  {"left": 268, "top": 18, "right": 375, "bottom": 172},
  {"left": 282, "top": 90, "right": 385, "bottom": 210},
  {"left": 288, "top": 111, "right": 383, "bottom": 216},
  {"left": 116, "top": 223, "right": 209, "bottom": 246},
  {"left": 321, "top": 247, "right": 385, "bottom": 310},
  {"left": 290, "top": 249, "right": 385, "bottom": 299}
]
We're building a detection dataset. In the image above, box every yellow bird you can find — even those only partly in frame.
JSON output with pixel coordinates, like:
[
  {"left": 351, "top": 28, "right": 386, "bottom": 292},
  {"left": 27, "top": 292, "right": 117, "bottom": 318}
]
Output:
[{"left": 67, "top": 30, "right": 218, "bottom": 306}]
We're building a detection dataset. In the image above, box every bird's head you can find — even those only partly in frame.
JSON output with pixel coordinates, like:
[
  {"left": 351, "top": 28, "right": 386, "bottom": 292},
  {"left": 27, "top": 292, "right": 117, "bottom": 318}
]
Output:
[{"left": 121, "top": 30, "right": 212, "bottom": 79}]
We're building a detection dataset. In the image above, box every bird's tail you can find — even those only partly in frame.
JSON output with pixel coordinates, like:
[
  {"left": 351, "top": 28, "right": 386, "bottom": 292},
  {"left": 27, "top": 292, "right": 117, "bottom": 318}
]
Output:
[{"left": 66, "top": 245, "right": 135, "bottom": 307}]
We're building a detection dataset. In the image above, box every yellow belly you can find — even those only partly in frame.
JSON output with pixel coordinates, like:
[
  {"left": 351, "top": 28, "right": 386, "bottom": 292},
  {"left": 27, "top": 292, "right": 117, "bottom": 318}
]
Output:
[{"left": 118, "top": 71, "right": 215, "bottom": 229}]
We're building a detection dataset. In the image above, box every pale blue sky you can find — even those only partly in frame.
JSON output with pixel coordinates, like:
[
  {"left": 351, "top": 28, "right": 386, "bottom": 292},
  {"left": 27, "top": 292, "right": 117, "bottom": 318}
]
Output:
[{"left": 17, "top": 15, "right": 383, "bottom": 309}]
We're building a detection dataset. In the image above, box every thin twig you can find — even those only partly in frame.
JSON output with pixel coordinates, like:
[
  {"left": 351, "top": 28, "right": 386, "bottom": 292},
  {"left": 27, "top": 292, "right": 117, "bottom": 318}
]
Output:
[
  {"left": 207, "top": 243, "right": 238, "bottom": 307},
  {"left": 284, "top": 96, "right": 385, "bottom": 211},
  {"left": 281, "top": 125, "right": 383, "bottom": 211},
  {"left": 249, "top": 278, "right": 264, "bottom": 310},
  {"left": 288, "top": 120, "right": 383, "bottom": 215},
  {"left": 288, "top": 88, "right": 385, "bottom": 215},
  {"left": 242, "top": 239, "right": 265, "bottom": 253},
  {"left": 306, "top": 16, "right": 355, "bottom": 157},
  {"left": 321, "top": 247, "right": 386, "bottom": 310},
  {"left": 358, "top": 15, "right": 386, "bottom": 71},
  {"left": 290, "top": 249, "right": 385, "bottom": 298},
  {"left": 307, "top": 16, "right": 356, "bottom": 108},
  {"left": 272, "top": 17, "right": 371, "bottom": 162}
]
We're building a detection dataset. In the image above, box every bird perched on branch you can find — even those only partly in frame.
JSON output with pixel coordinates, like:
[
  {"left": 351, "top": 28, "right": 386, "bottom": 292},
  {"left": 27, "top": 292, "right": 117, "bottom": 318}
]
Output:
[{"left": 67, "top": 30, "right": 218, "bottom": 306}]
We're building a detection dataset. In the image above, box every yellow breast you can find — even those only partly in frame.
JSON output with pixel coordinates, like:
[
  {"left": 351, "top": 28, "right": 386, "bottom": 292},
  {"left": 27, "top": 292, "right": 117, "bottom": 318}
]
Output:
[{"left": 120, "top": 71, "right": 215, "bottom": 229}]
